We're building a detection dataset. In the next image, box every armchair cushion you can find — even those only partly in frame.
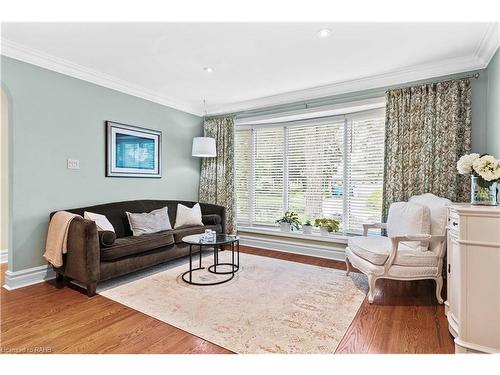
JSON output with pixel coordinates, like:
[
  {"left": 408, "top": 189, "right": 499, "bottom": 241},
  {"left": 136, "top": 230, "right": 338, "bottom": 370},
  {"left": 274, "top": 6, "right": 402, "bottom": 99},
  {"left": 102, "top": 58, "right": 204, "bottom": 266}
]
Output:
[
  {"left": 348, "top": 236, "right": 439, "bottom": 267},
  {"left": 387, "top": 202, "right": 431, "bottom": 251},
  {"left": 348, "top": 236, "right": 391, "bottom": 265}
]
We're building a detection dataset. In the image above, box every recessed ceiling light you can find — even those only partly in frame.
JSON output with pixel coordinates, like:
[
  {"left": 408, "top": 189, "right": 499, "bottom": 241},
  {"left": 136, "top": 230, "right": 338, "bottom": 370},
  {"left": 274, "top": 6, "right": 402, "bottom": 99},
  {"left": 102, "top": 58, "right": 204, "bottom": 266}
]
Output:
[
  {"left": 203, "top": 67, "right": 214, "bottom": 73},
  {"left": 317, "top": 28, "right": 332, "bottom": 38}
]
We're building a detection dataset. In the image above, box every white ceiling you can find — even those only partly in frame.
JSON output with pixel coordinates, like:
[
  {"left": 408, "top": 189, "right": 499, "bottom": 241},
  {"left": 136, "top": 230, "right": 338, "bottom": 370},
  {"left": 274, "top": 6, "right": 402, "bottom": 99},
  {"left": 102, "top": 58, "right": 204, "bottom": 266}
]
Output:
[{"left": 1, "top": 22, "right": 499, "bottom": 115}]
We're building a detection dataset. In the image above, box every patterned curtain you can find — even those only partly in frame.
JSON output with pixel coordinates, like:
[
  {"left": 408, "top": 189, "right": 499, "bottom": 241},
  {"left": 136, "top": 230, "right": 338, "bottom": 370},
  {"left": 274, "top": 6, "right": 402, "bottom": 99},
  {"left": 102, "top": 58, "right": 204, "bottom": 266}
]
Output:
[
  {"left": 382, "top": 79, "right": 472, "bottom": 219},
  {"left": 199, "top": 116, "right": 235, "bottom": 234}
]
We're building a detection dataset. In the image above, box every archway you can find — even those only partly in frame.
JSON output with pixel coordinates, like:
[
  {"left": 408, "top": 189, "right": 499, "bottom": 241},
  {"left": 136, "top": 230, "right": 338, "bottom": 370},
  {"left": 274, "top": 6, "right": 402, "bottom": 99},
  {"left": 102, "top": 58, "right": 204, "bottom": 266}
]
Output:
[{"left": 1, "top": 87, "right": 10, "bottom": 270}]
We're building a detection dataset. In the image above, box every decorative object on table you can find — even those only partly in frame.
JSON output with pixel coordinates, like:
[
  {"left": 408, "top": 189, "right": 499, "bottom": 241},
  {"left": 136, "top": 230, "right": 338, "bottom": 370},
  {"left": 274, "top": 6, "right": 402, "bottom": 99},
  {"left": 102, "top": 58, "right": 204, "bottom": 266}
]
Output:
[
  {"left": 382, "top": 78, "right": 472, "bottom": 219},
  {"left": 314, "top": 218, "right": 340, "bottom": 236},
  {"left": 198, "top": 107, "right": 236, "bottom": 234},
  {"left": 106, "top": 121, "right": 161, "bottom": 178},
  {"left": 201, "top": 229, "right": 216, "bottom": 242},
  {"left": 302, "top": 220, "right": 313, "bottom": 234},
  {"left": 276, "top": 211, "right": 301, "bottom": 232},
  {"left": 456, "top": 153, "right": 500, "bottom": 205}
]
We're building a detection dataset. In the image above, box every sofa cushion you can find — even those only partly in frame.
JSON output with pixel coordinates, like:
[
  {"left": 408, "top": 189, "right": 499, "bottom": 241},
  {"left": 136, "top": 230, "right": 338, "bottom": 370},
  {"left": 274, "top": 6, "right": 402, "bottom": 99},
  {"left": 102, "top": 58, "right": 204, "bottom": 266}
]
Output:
[
  {"left": 202, "top": 214, "right": 222, "bottom": 226},
  {"left": 126, "top": 206, "right": 172, "bottom": 236},
  {"left": 98, "top": 230, "right": 116, "bottom": 247},
  {"left": 100, "top": 230, "right": 175, "bottom": 261},
  {"left": 173, "top": 225, "right": 219, "bottom": 244},
  {"left": 174, "top": 203, "right": 203, "bottom": 229},
  {"left": 84, "top": 211, "right": 115, "bottom": 232},
  {"left": 348, "top": 236, "right": 438, "bottom": 267}
]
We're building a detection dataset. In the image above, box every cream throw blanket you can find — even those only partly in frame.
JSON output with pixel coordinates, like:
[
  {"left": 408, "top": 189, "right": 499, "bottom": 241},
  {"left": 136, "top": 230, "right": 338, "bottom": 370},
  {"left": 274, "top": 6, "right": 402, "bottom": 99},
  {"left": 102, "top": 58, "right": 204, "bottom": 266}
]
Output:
[{"left": 43, "top": 211, "right": 81, "bottom": 267}]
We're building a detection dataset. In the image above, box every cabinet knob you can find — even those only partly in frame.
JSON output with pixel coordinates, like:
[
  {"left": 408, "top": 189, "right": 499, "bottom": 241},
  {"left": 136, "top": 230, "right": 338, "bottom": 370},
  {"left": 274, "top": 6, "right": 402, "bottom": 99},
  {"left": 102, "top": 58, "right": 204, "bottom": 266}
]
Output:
[{"left": 452, "top": 222, "right": 458, "bottom": 226}]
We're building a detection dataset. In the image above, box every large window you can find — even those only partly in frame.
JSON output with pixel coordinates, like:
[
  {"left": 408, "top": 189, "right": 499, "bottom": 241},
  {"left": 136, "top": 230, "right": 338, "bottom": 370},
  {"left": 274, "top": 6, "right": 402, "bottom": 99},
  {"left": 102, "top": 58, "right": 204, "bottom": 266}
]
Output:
[{"left": 235, "top": 108, "right": 385, "bottom": 234}]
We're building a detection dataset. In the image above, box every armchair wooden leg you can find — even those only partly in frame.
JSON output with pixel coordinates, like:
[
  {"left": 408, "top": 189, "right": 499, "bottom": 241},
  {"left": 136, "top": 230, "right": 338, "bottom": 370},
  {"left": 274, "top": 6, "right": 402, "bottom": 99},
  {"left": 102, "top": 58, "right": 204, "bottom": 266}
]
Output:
[
  {"left": 367, "top": 274, "right": 376, "bottom": 303},
  {"left": 86, "top": 282, "right": 97, "bottom": 297},
  {"left": 345, "top": 257, "right": 351, "bottom": 276},
  {"left": 435, "top": 276, "right": 444, "bottom": 304}
]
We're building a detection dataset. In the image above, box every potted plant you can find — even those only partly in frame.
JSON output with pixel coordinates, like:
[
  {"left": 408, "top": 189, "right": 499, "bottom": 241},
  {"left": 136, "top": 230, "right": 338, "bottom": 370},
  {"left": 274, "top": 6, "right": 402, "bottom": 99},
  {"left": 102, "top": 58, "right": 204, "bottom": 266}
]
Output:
[
  {"left": 302, "top": 220, "right": 313, "bottom": 234},
  {"left": 314, "top": 218, "right": 340, "bottom": 236},
  {"left": 457, "top": 153, "right": 500, "bottom": 205},
  {"left": 276, "top": 211, "right": 301, "bottom": 232}
]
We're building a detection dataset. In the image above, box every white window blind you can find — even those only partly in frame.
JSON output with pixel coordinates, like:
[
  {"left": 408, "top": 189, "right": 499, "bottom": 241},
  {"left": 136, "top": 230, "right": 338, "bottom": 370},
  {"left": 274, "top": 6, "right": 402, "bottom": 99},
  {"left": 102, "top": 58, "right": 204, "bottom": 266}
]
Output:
[
  {"left": 287, "top": 121, "right": 344, "bottom": 222},
  {"left": 345, "top": 114, "right": 385, "bottom": 232},
  {"left": 254, "top": 127, "right": 284, "bottom": 224},
  {"left": 235, "top": 108, "right": 385, "bottom": 234}
]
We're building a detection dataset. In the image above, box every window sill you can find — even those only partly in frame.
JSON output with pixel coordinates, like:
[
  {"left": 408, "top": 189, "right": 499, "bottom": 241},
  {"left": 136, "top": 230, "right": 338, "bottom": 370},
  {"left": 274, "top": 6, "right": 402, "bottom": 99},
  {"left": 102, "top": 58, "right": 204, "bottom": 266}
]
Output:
[{"left": 237, "top": 225, "right": 351, "bottom": 245}]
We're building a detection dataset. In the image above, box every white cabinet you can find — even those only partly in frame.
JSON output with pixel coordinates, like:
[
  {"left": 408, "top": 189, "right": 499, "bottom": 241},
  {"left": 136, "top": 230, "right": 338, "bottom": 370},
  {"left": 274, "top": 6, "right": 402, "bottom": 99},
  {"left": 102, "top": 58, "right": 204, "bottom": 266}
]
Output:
[{"left": 446, "top": 204, "right": 500, "bottom": 354}]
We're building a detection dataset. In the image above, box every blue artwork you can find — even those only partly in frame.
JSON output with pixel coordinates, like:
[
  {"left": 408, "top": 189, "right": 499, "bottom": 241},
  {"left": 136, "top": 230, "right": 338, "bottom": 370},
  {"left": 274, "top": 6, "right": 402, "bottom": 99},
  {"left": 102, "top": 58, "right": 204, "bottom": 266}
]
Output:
[
  {"left": 115, "top": 133, "right": 155, "bottom": 170},
  {"left": 106, "top": 121, "right": 162, "bottom": 178}
]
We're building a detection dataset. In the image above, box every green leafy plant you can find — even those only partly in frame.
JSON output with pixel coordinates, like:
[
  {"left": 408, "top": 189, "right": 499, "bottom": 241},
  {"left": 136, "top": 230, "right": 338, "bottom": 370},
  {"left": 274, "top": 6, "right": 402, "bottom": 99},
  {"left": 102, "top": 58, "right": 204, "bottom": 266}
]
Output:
[
  {"left": 276, "top": 211, "right": 301, "bottom": 230},
  {"left": 314, "top": 218, "right": 340, "bottom": 233}
]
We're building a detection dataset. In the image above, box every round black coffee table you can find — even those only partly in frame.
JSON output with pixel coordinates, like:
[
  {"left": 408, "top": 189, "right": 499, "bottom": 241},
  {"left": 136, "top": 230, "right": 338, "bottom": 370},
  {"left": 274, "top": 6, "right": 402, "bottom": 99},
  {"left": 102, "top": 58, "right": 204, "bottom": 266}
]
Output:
[{"left": 181, "top": 234, "right": 240, "bottom": 286}]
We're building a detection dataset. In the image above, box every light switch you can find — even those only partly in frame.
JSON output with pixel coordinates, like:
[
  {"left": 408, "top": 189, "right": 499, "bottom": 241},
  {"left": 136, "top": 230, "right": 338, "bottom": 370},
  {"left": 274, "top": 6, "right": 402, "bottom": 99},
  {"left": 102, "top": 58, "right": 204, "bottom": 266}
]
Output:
[{"left": 67, "top": 159, "right": 80, "bottom": 169}]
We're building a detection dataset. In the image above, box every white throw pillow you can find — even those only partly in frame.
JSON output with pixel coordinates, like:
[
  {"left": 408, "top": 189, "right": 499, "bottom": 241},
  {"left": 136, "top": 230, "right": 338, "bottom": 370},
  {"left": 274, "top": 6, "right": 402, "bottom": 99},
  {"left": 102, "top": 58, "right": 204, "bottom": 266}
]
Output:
[
  {"left": 126, "top": 207, "right": 172, "bottom": 236},
  {"left": 386, "top": 202, "right": 431, "bottom": 251},
  {"left": 84, "top": 211, "right": 115, "bottom": 232},
  {"left": 174, "top": 203, "right": 203, "bottom": 229},
  {"left": 408, "top": 193, "right": 451, "bottom": 246}
]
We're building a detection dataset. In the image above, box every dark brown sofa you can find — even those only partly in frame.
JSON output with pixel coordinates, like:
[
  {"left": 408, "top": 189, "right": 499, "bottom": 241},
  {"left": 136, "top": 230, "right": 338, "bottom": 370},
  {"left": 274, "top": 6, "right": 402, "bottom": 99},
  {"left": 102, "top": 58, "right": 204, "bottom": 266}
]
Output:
[{"left": 49, "top": 200, "right": 226, "bottom": 296}]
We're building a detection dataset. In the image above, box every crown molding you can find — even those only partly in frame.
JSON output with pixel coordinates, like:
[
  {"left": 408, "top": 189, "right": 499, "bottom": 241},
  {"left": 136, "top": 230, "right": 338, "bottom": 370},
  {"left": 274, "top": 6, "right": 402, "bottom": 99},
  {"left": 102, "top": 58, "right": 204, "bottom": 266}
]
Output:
[
  {"left": 474, "top": 22, "right": 500, "bottom": 67},
  {"left": 207, "top": 54, "right": 487, "bottom": 115},
  {"left": 2, "top": 26, "right": 497, "bottom": 118},
  {"left": 0, "top": 39, "right": 203, "bottom": 116}
]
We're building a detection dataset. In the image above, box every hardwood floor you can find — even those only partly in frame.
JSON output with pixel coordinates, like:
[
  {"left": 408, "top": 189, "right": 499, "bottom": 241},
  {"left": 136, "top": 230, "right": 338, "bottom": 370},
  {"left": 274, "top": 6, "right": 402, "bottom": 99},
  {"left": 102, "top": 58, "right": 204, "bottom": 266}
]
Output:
[{"left": 0, "top": 247, "right": 454, "bottom": 354}]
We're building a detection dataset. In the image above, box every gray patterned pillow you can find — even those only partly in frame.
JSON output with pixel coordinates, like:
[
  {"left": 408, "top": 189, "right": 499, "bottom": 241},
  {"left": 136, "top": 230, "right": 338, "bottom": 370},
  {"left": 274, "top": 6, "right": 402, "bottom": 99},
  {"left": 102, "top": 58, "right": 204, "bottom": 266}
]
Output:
[{"left": 126, "top": 207, "right": 172, "bottom": 236}]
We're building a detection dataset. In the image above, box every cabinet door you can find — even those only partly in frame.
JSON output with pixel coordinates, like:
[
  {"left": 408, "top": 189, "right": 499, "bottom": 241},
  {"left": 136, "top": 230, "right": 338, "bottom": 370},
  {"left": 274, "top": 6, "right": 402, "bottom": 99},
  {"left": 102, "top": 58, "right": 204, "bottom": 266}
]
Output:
[{"left": 448, "top": 233, "right": 461, "bottom": 327}]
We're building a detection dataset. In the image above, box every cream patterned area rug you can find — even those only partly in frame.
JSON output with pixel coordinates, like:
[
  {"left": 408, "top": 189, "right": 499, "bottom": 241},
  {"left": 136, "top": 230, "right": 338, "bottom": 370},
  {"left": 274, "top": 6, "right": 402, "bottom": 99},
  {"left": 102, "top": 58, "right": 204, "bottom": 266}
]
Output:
[{"left": 98, "top": 252, "right": 368, "bottom": 354}]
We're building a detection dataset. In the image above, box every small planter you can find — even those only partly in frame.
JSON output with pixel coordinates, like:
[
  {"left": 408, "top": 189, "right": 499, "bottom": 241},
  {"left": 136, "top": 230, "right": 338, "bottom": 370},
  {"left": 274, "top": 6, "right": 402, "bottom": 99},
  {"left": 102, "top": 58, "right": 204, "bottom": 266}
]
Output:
[
  {"left": 319, "top": 227, "right": 330, "bottom": 236},
  {"left": 279, "top": 222, "right": 291, "bottom": 232},
  {"left": 302, "top": 225, "right": 313, "bottom": 234}
]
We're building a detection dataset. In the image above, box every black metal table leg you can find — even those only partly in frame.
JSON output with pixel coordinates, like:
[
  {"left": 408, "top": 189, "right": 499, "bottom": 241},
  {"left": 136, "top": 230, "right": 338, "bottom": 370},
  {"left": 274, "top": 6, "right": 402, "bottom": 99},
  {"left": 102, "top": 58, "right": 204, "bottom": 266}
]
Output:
[
  {"left": 182, "top": 236, "right": 240, "bottom": 285},
  {"left": 189, "top": 244, "right": 192, "bottom": 283},
  {"left": 231, "top": 242, "right": 235, "bottom": 274}
]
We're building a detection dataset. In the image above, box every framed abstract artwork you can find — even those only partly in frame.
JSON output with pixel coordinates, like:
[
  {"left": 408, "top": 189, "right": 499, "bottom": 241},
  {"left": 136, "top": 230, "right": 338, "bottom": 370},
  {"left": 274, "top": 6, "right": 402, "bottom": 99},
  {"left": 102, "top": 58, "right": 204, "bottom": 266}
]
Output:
[{"left": 106, "top": 121, "right": 162, "bottom": 178}]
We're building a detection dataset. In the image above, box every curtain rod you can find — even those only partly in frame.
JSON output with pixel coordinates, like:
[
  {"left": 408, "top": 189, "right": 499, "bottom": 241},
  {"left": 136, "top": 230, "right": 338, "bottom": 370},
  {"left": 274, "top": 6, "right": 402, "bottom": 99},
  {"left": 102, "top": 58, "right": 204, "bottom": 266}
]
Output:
[
  {"left": 206, "top": 72, "right": 481, "bottom": 120},
  {"left": 388, "top": 72, "right": 480, "bottom": 92}
]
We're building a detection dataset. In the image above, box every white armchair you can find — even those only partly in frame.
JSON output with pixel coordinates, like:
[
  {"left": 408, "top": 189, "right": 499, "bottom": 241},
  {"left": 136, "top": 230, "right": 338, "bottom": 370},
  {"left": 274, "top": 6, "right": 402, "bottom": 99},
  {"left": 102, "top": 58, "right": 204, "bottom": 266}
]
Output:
[{"left": 345, "top": 193, "right": 451, "bottom": 304}]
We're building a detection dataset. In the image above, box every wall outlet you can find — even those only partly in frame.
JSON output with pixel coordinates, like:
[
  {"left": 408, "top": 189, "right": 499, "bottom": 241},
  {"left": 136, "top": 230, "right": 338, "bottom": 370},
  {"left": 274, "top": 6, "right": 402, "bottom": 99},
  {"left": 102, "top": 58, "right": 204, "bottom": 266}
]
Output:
[{"left": 67, "top": 159, "right": 80, "bottom": 169}]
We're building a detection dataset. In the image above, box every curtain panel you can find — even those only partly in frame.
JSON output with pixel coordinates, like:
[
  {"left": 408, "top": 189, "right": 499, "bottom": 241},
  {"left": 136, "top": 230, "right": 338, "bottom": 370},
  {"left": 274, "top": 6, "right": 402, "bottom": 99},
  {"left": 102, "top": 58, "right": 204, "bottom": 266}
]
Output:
[
  {"left": 382, "top": 79, "right": 472, "bottom": 219},
  {"left": 199, "top": 116, "right": 235, "bottom": 234}
]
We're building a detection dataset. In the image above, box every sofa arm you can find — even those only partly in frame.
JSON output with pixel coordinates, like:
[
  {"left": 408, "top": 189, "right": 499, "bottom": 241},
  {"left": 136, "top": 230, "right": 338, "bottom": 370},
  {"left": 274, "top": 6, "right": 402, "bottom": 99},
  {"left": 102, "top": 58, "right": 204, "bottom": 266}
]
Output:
[
  {"left": 61, "top": 217, "right": 100, "bottom": 286},
  {"left": 199, "top": 203, "right": 227, "bottom": 234}
]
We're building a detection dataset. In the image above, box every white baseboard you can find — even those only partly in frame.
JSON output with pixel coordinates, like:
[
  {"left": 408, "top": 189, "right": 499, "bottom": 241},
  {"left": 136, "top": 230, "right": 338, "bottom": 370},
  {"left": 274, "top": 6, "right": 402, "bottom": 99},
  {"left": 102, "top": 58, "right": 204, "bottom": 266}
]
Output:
[
  {"left": 3, "top": 264, "right": 56, "bottom": 291},
  {"left": 0, "top": 249, "right": 7, "bottom": 264},
  {"left": 239, "top": 234, "right": 346, "bottom": 262}
]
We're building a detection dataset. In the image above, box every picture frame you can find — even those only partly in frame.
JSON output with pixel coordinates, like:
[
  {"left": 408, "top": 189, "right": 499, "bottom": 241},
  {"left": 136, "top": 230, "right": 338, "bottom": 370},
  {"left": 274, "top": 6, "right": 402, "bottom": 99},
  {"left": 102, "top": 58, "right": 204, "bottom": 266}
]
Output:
[{"left": 106, "top": 121, "right": 162, "bottom": 178}]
